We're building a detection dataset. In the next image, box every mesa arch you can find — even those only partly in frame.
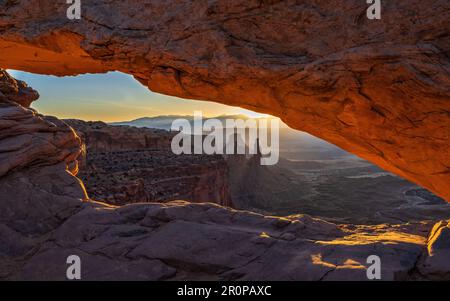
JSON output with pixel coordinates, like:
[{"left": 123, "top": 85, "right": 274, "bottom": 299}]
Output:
[{"left": 0, "top": 0, "right": 449, "bottom": 201}]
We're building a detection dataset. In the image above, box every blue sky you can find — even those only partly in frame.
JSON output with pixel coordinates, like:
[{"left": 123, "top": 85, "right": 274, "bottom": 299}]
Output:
[{"left": 9, "top": 70, "right": 265, "bottom": 122}]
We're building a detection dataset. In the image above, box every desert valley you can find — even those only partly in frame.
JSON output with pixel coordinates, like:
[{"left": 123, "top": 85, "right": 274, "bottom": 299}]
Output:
[{"left": 69, "top": 116, "right": 450, "bottom": 225}]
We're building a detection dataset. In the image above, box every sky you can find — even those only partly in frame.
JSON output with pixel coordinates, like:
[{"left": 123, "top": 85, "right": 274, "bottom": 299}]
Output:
[{"left": 8, "top": 70, "right": 267, "bottom": 122}]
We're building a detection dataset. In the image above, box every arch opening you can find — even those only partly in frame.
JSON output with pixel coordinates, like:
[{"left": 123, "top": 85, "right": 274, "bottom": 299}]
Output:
[{"left": 9, "top": 70, "right": 450, "bottom": 225}]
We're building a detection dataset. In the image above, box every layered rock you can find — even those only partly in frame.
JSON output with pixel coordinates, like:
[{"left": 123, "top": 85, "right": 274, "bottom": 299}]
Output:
[
  {"left": 0, "top": 70, "right": 450, "bottom": 280},
  {"left": 0, "top": 70, "right": 82, "bottom": 179},
  {"left": 0, "top": 0, "right": 449, "bottom": 201},
  {"left": 7, "top": 201, "right": 439, "bottom": 281},
  {"left": 0, "top": 71, "right": 88, "bottom": 277},
  {"left": 66, "top": 119, "right": 232, "bottom": 207},
  {"left": 0, "top": 70, "right": 39, "bottom": 107},
  {"left": 64, "top": 119, "right": 174, "bottom": 154},
  {"left": 418, "top": 220, "right": 450, "bottom": 279}
]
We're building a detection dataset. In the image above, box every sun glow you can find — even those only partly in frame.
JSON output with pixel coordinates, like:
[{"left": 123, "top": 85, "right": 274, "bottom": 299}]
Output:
[{"left": 7, "top": 70, "right": 276, "bottom": 123}]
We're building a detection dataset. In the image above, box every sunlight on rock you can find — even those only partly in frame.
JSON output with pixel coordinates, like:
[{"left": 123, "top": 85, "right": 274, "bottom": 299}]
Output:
[
  {"left": 311, "top": 254, "right": 336, "bottom": 269},
  {"left": 316, "top": 232, "right": 426, "bottom": 246}
]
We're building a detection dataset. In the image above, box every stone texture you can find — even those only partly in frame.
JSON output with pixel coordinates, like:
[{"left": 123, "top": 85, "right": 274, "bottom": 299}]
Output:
[
  {"left": 64, "top": 119, "right": 174, "bottom": 154},
  {"left": 0, "top": 2, "right": 450, "bottom": 280},
  {"left": 418, "top": 220, "right": 450, "bottom": 279},
  {"left": 1, "top": 191, "right": 445, "bottom": 281},
  {"left": 0, "top": 99, "right": 448, "bottom": 280},
  {"left": 0, "top": 1, "right": 449, "bottom": 200},
  {"left": 66, "top": 119, "right": 232, "bottom": 207},
  {"left": 0, "top": 71, "right": 82, "bottom": 179},
  {"left": 1, "top": 72, "right": 448, "bottom": 280},
  {"left": 0, "top": 70, "right": 39, "bottom": 107}
]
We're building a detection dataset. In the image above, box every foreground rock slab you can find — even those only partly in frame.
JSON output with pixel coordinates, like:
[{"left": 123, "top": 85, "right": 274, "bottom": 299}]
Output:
[{"left": 4, "top": 199, "right": 439, "bottom": 281}]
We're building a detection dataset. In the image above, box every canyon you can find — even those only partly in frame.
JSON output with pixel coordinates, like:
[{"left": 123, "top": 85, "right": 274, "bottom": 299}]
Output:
[
  {"left": 0, "top": 0, "right": 449, "bottom": 281},
  {"left": 66, "top": 119, "right": 232, "bottom": 207},
  {"left": 1, "top": 69, "right": 450, "bottom": 280},
  {"left": 108, "top": 114, "right": 450, "bottom": 225}
]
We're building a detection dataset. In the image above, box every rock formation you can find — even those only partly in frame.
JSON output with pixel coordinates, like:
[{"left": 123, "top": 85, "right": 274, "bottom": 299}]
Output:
[
  {"left": 1, "top": 70, "right": 450, "bottom": 280},
  {"left": 65, "top": 119, "right": 174, "bottom": 154},
  {"left": 66, "top": 119, "right": 232, "bottom": 207},
  {"left": 0, "top": 0, "right": 449, "bottom": 200},
  {"left": 0, "top": 70, "right": 39, "bottom": 107}
]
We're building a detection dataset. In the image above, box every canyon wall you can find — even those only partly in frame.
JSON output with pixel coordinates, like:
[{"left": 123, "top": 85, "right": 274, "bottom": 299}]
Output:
[
  {"left": 66, "top": 119, "right": 232, "bottom": 207},
  {"left": 0, "top": 0, "right": 449, "bottom": 200},
  {"left": 65, "top": 119, "right": 174, "bottom": 154}
]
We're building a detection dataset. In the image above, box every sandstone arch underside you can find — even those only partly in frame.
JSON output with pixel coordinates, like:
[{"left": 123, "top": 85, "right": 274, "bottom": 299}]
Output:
[{"left": 0, "top": 0, "right": 449, "bottom": 201}]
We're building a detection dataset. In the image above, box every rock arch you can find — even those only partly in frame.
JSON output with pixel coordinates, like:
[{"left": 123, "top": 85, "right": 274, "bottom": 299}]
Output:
[{"left": 0, "top": 0, "right": 449, "bottom": 200}]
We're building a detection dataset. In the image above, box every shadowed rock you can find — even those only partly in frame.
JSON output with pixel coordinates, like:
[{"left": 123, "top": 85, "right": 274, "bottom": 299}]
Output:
[
  {"left": 65, "top": 119, "right": 233, "bottom": 207},
  {"left": 0, "top": 71, "right": 449, "bottom": 280},
  {"left": 0, "top": 70, "right": 39, "bottom": 107}
]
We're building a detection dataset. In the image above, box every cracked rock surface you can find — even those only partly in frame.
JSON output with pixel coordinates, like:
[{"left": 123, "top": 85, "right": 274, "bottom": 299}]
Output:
[{"left": 0, "top": 0, "right": 449, "bottom": 200}]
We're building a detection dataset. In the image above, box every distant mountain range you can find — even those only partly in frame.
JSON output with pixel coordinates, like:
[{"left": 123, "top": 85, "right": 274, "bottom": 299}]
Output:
[
  {"left": 108, "top": 115, "right": 348, "bottom": 159},
  {"left": 109, "top": 114, "right": 278, "bottom": 130}
]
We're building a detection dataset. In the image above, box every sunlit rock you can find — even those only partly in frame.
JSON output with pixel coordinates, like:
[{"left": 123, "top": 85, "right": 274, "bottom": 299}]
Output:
[{"left": 0, "top": 1, "right": 449, "bottom": 200}]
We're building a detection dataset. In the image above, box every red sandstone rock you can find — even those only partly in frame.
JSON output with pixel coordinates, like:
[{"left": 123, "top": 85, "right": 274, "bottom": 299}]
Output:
[
  {"left": 64, "top": 119, "right": 174, "bottom": 153},
  {"left": 0, "top": 71, "right": 82, "bottom": 178},
  {"left": 0, "top": 70, "right": 39, "bottom": 107},
  {"left": 418, "top": 220, "right": 450, "bottom": 279},
  {"left": 0, "top": 1, "right": 449, "bottom": 200},
  {"left": 0, "top": 71, "right": 449, "bottom": 280},
  {"left": 65, "top": 119, "right": 233, "bottom": 207}
]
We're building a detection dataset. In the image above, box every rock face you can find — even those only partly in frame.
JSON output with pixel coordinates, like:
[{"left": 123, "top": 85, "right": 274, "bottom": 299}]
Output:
[
  {"left": 0, "top": 70, "right": 450, "bottom": 280},
  {"left": 0, "top": 70, "right": 39, "bottom": 107},
  {"left": 64, "top": 119, "right": 174, "bottom": 154},
  {"left": 66, "top": 119, "right": 232, "bottom": 207},
  {"left": 0, "top": 71, "right": 82, "bottom": 179},
  {"left": 6, "top": 200, "right": 440, "bottom": 281},
  {"left": 0, "top": 71, "right": 88, "bottom": 279},
  {"left": 418, "top": 220, "right": 450, "bottom": 279},
  {"left": 0, "top": 1, "right": 449, "bottom": 201}
]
